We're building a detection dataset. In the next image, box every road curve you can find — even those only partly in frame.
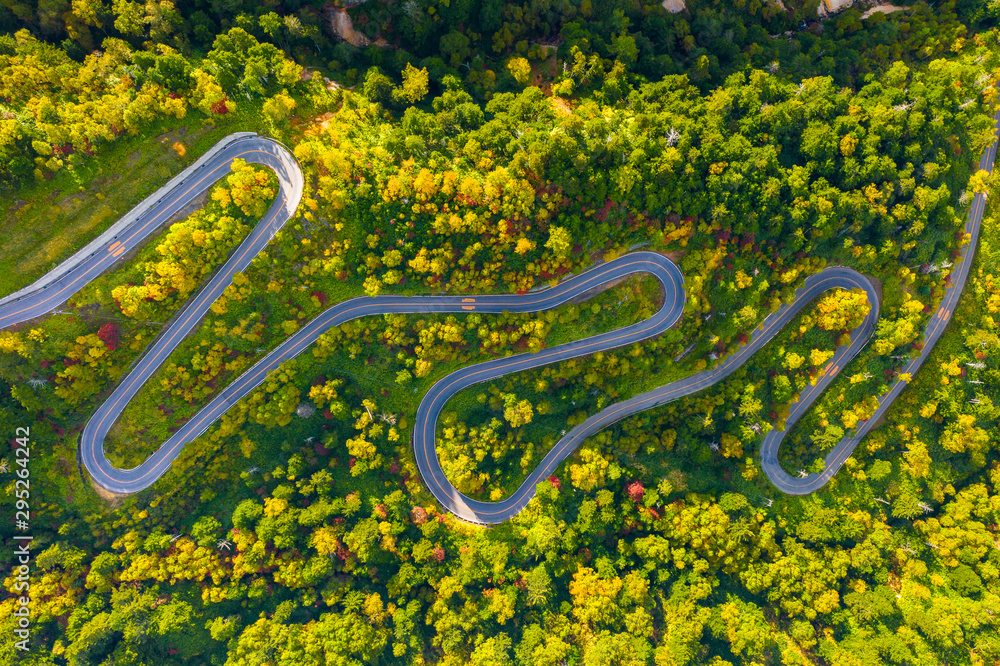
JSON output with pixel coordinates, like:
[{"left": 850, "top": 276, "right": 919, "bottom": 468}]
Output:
[
  {"left": 0, "top": 102, "right": 996, "bottom": 521},
  {"left": 0, "top": 134, "right": 301, "bottom": 327},
  {"left": 414, "top": 265, "right": 879, "bottom": 522},
  {"left": 763, "top": 100, "right": 1000, "bottom": 495}
]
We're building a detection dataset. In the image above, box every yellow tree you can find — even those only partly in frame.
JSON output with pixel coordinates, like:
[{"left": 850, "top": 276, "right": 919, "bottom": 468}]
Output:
[
  {"left": 502, "top": 393, "right": 533, "bottom": 427},
  {"left": 814, "top": 289, "right": 870, "bottom": 330},
  {"left": 263, "top": 91, "right": 296, "bottom": 124},
  {"left": 507, "top": 57, "right": 531, "bottom": 86},
  {"left": 874, "top": 295, "right": 924, "bottom": 354},
  {"left": 569, "top": 445, "right": 610, "bottom": 491},
  {"left": 393, "top": 63, "right": 429, "bottom": 105},
  {"left": 227, "top": 159, "right": 275, "bottom": 218},
  {"left": 308, "top": 379, "right": 347, "bottom": 418},
  {"left": 545, "top": 226, "right": 572, "bottom": 257},
  {"left": 191, "top": 69, "right": 230, "bottom": 115}
]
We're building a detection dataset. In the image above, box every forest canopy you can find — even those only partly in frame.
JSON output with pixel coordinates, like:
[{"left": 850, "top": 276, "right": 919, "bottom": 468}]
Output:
[{"left": 2, "top": 1, "right": 1000, "bottom": 665}]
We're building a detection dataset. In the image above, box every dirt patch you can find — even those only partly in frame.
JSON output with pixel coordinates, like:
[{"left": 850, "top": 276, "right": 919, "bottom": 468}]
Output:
[
  {"left": 89, "top": 174, "right": 111, "bottom": 192},
  {"left": 313, "top": 111, "right": 336, "bottom": 133},
  {"left": 330, "top": 8, "right": 369, "bottom": 47},
  {"left": 817, "top": 0, "right": 856, "bottom": 17},
  {"left": 88, "top": 475, "right": 129, "bottom": 503},
  {"left": 568, "top": 274, "right": 635, "bottom": 305},
  {"left": 658, "top": 249, "right": 687, "bottom": 265},
  {"left": 866, "top": 274, "right": 884, "bottom": 307},
  {"left": 551, "top": 97, "right": 572, "bottom": 117},
  {"left": 156, "top": 129, "right": 184, "bottom": 145},
  {"left": 530, "top": 48, "right": 558, "bottom": 87},
  {"left": 861, "top": 4, "right": 905, "bottom": 18}
]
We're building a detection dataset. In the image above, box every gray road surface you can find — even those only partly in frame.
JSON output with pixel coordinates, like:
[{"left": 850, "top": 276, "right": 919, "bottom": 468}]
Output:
[{"left": 1, "top": 106, "right": 996, "bottom": 522}]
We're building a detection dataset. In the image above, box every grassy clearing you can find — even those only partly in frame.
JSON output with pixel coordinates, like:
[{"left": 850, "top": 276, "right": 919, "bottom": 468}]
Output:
[{"left": 0, "top": 102, "right": 268, "bottom": 298}]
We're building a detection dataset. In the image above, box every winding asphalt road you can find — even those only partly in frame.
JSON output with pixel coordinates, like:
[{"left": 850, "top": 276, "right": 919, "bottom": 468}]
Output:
[
  {"left": 762, "top": 100, "right": 1000, "bottom": 495},
  {"left": 1, "top": 103, "right": 997, "bottom": 522}
]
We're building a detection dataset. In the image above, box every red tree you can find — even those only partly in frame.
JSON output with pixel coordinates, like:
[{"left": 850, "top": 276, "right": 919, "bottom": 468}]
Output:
[
  {"left": 97, "top": 323, "right": 119, "bottom": 351},
  {"left": 211, "top": 95, "right": 230, "bottom": 114}
]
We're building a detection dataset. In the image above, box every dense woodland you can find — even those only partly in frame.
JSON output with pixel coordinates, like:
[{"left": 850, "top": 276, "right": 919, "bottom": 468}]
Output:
[{"left": 2, "top": 0, "right": 1000, "bottom": 664}]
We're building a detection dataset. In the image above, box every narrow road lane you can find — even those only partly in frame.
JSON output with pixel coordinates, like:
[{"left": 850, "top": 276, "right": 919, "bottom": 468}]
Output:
[{"left": 0, "top": 101, "right": 996, "bottom": 522}]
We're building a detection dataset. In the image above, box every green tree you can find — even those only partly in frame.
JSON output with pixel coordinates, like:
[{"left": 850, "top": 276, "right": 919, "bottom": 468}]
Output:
[{"left": 525, "top": 564, "right": 551, "bottom": 607}]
